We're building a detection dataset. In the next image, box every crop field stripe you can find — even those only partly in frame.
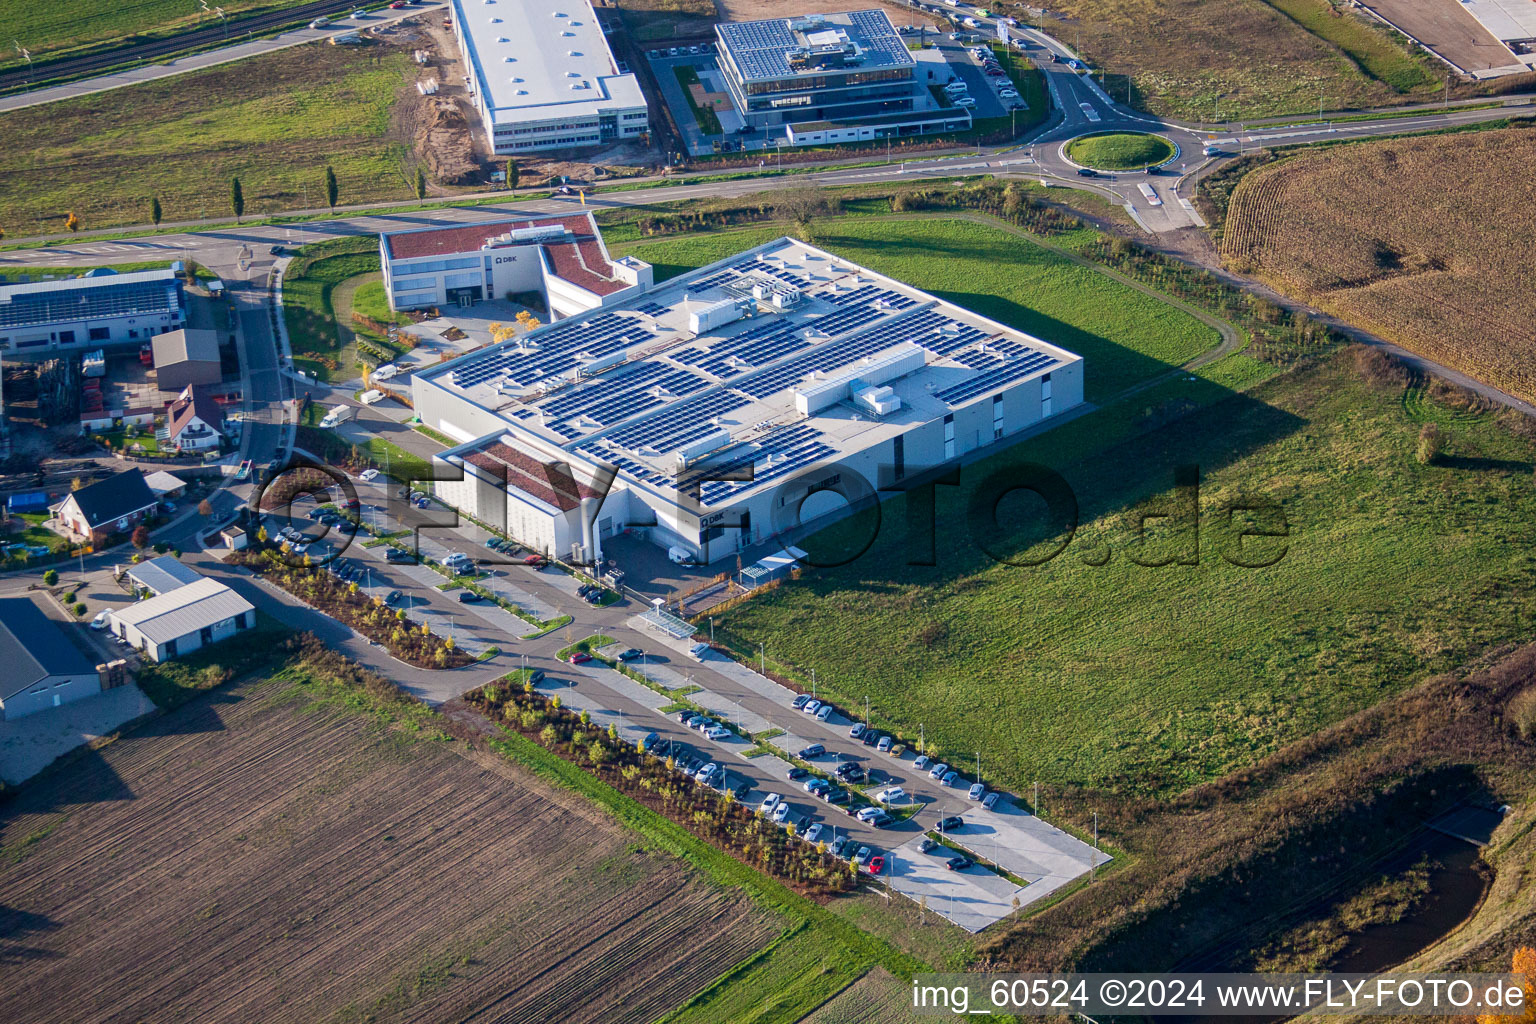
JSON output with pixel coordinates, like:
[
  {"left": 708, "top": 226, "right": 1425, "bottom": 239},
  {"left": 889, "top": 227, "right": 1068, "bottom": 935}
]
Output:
[{"left": 0, "top": 673, "right": 781, "bottom": 1024}]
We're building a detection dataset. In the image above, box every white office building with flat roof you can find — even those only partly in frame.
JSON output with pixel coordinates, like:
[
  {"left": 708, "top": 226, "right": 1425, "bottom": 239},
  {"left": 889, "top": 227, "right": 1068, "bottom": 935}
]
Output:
[
  {"left": 0, "top": 267, "right": 186, "bottom": 355},
  {"left": 412, "top": 231, "right": 1083, "bottom": 566},
  {"left": 449, "top": 0, "right": 648, "bottom": 153}
]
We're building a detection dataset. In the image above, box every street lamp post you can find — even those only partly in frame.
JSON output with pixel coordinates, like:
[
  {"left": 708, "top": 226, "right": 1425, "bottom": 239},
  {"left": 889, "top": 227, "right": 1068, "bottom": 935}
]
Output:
[{"left": 758, "top": 641, "right": 765, "bottom": 676}]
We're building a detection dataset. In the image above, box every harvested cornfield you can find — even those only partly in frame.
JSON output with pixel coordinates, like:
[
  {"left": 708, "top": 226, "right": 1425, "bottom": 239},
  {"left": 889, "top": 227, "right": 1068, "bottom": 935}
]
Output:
[
  {"left": 0, "top": 678, "right": 777, "bottom": 1024},
  {"left": 1221, "top": 126, "right": 1536, "bottom": 401}
]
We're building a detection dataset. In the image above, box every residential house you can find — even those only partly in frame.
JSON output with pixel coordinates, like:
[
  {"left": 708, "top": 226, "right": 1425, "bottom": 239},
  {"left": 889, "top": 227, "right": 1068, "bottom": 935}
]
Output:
[
  {"left": 53, "top": 469, "right": 158, "bottom": 545},
  {"left": 164, "top": 385, "right": 224, "bottom": 453}
]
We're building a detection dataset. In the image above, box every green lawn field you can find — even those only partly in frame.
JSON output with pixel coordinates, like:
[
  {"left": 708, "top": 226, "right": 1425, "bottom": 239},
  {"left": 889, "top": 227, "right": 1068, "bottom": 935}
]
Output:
[
  {"left": 0, "top": 0, "right": 316, "bottom": 70},
  {"left": 0, "top": 41, "right": 415, "bottom": 236},
  {"left": 617, "top": 219, "right": 1222, "bottom": 402},
  {"left": 712, "top": 354, "right": 1536, "bottom": 797},
  {"left": 620, "top": 217, "right": 1536, "bottom": 800}
]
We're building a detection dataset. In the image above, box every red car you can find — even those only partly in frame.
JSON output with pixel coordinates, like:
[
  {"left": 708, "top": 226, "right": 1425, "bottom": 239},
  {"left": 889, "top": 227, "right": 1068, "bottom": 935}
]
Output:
[
  {"left": 523, "top": 554, "right": 548, "bottom": 567},
  {"left": 568, "top": 651, "right": 593, "bottom": 665},
  {"left": 389, "top": 1, "right": 409, "bottom": 7},
  {"left": 866, "top": 855, "right": 885, "bottom": 875}
]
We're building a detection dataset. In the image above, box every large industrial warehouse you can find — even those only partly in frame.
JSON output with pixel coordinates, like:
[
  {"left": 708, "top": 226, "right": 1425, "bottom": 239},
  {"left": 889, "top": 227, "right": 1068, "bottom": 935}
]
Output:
[
  {"left": 412, "top": 233, "right": 1082, "bottom": 565},
  {"left": 448, "top": 0, "right": 649, "bottom": 153}
]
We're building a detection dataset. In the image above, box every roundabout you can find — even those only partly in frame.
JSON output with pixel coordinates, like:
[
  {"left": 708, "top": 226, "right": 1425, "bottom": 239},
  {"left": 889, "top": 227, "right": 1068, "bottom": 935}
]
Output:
[{"left": 1064, "top": 131, "right": 1178, "bottom": 171}]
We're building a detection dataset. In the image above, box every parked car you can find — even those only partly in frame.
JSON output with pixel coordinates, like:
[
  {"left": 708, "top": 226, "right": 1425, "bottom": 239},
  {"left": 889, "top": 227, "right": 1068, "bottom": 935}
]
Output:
[
  {"left": 945, "top": 855, "right": 973, "bottom": 871},
  {"left": 804, "top": 823, "right": 826, "bottom": 844},
  {"left": 457, "top": 591, "right": 482, "bottom": 603},
  {"left": 968, "top": 783, "right": 987, "bottom": 801},
  {"left": 90, "top": 609, "right": 113, "bottom": 630},
  {"left": 528, "top": 670, "right": 546, "bottom": 685},
  {"left": 771, "top": 803, "right": 791, "bottom": 823},
  {"left": 982, "top": 792, "right": 1002, "bottom": 810},
  {"left": 385, "top": 548, "right": 416, "bottom": 564},
  {"left": 798, "top": 743, "right": 825, "bottom": 759},
  {"left": 792, "top": 694, "right": 811, "bottom": 709},
  {"left": 815, "top": 705, "right": 833, "bottom": 721},
  {"left": 919, "top": 838, "right": 940, "bottom": 854},
  {"left": 912, "top": 755, "right": 931, "bottom": 771},
  {"left": 359, "top": 468, "right": 381, "bottom": 482},
  {"left": 830, "top": 836, "right": 852, "bottom": 858},
  {"left": 866, "top": 854, "right": 885, "bottom": 874},
  {"left": 941, "top": 771, "right": 960, "bottom": 787},
  {"left": 523, "top": 554, "right": 547, "bottom": 567},
  {"left": 875, "top": 786, "right": 906, "bottom": 803},
  {"left": 688, "top": 641, "right": 711, "bottom": 660},
  {"left": 849, "top": 723, "right": 866, "bottom": 739},
  {"left": 695, "top": 763, "right": 718, "bottom": 784},
  {"left": 705, "top": 725, "right": 731, "bottom": 740},
  {"left": 384, "top": 590, "right": 403, "bottom": 605},
  {"left": 804, "top": 777, "right": 830, "bottom": 795},
  {"left": 928, "top": 762, "right": 949, "bottom": 780},
  {"left": 787, "top": 767, "right": 809, "bottom": 781},
  {"left": 567, "top": 651, "right": 592, "bottom": 665},
  {"left": 803, "top": 699, "right": 822, "bottom": 716},
  {"left": 640, "top": 732, "right": 660, "bottom": 752},
  {"left": 853, "top": 845, "right": 872, "bottom": 864},
  {"left": 876, "top": 736, "right": 894, "bottom": 753},
  {"left": 869, "top": 811, "right": 894, "bottom": 828},
  {"left": 855, "top": 806, "right": 882, "bottom": 823},
  {"left": 679, "top": 711, "right": 700, "bottom": 725},
  {"left": 937, "top": 815, "right": 964, "bottom": 833},
  {"left": 825, "top": 788, "right": 850, "bottom": 805},
  {"left": 861, "top": 730, "right": 881, "bottom": 747},
  {"left": 617, "top": 647, "right": 644, "bottom": 661}
]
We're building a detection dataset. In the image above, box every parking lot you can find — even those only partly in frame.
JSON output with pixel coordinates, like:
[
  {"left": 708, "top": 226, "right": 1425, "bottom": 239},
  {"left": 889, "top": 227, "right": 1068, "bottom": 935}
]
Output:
[{"left": 239, "top": 469, "right": 1107, "bottom": 933}]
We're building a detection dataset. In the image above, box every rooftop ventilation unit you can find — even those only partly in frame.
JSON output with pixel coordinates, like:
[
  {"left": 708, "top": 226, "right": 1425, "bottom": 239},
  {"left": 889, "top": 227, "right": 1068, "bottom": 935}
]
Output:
[
  {"left": 689, "top": 297, "right": 749, "bottom": 334},
  {"left": 674, "top": 428, "right": 732, "bottom": 470},
  {"left": 509, "top": 223, "right": 567, "bottom": 243},
  {"left": 855, "top": 384, "right": 901, "bottom": 416},
  {"left": 792, "top": 346, "right": 925, "bottom": 416}
]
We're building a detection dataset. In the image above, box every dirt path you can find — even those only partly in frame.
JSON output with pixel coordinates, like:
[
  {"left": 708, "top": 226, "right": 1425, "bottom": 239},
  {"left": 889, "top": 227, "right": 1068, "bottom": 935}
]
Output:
[{"left": 328, "top": 271, "right": 380, "bottom": 384}]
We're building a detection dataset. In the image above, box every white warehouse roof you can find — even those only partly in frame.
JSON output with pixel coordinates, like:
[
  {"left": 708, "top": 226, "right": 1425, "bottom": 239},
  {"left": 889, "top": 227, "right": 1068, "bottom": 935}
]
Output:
[
  {"left": 110, "top": 577, "right": 254, "bottom": 645},
  {"left": 416, "top": 237, "right": 1081, "bottom": 509},
  {"left": 452, "top": 0, "right": 644, "bottom": 121}
]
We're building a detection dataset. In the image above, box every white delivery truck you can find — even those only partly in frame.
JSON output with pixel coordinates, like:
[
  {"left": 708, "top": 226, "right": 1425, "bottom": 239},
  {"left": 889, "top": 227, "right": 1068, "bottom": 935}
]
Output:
[
  {"left": 320, "top": 406, "right": 354, "bottom": 429},
  {"left": 359, "top": 389, "right": 385, "bottom": 405}
]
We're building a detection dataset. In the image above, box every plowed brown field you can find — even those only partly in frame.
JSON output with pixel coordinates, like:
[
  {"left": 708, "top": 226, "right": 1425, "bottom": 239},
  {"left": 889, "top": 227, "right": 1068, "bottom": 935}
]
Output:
[
  {"left": 1221, "top": 126, "right": 1536, "bottom": 402},
  {"left": 0, "top": 678, "right": 777, "bottom": 1024}
]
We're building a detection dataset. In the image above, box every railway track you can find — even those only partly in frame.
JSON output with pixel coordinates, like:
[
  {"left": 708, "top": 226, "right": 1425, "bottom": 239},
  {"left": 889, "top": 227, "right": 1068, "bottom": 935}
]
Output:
[{"left": 0, "top": 0, "right": 377, "bottom": 93}]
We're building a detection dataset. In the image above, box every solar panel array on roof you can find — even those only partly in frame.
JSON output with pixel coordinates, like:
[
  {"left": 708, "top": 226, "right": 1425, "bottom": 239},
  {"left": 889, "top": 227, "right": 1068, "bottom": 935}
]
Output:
[
  {"left": 735, "top": 313, "right": 900, "bottom": 398},
  {"left": 538, "top": 362, "right": 709, "bottom": 434},
  {"left": 606, "top": 388, "right": 749, "bottom": 453},
  {"left": 0, "top": 277, "right": 179, "bottom": 329},
  {"left": 933, "top": 350, "right": 1060, "bottom": 406},
  {"left": 824, "top": 284, "right": 917, "bottom": 311},
  {"left": 695, "top": 424, "right": 837, "bottom": 506},
  {"left": 734, "top": 257, "right": 813, "bottom": 290},
  {"left": 717, "top": 10, "right": 913, "bottom": 82},
  {"left": 674, "top": 317, "right": 808, "bottom": 379},
  {"left": 633, "top": 301, "right": 669, "bottom": 317},
  {"left": 448, "top": 313, "right": 655, "bottom": 392},
  {"left": 577, "top": 442, "right": 672, "bottom": 486}
]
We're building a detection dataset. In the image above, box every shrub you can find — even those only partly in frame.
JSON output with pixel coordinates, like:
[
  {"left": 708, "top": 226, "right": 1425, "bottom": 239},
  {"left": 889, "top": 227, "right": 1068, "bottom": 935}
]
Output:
[
  {"left": 43, "top": 569, "right": 58, "bottom": 586},
  {"left": 72, "top": 603, "right": 87, "bottom": 617},
  {"left": 1417, "top": 422, "right": 1445, "bottom": 465}
]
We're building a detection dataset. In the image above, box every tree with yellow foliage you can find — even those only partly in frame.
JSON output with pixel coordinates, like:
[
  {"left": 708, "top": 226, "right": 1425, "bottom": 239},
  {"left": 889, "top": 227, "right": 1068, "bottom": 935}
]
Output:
[{"left": 1479, "top": 947, "right": 1536, "bottom": 1024}]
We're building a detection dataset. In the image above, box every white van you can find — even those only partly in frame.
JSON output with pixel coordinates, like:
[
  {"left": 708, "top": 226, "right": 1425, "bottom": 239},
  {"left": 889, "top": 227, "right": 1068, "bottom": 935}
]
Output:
[
  {"left": 944, "top": 80, "right": 969, "bottom": 94},
  {"left": 359, "top": 389, "right": 385, "bottom": 405}
]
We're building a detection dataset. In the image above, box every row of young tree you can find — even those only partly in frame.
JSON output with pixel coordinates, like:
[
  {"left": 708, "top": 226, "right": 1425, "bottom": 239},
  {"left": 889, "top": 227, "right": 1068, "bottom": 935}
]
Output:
[{"left": 15, "top": 155, "right": 530, "bottom": 239}]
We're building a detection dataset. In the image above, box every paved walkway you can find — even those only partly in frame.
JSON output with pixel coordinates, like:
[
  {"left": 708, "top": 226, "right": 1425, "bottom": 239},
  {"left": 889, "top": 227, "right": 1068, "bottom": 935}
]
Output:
[{"left": 0, "top": 5, "right": 446, "bottom": 113}]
